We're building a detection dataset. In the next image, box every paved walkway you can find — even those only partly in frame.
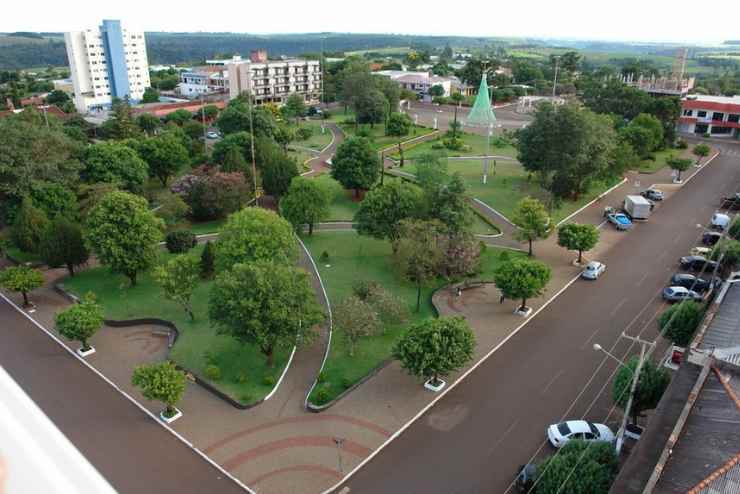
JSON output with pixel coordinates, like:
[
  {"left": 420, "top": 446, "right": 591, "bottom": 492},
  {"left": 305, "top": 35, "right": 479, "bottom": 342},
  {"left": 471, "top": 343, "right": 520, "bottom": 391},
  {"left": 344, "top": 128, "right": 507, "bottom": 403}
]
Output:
[
  {"left": 3, "top": 137, "right": 723, "bottom": 493},
  {"left": 302, "top": 122, "right": 343, "bottom": 177}
]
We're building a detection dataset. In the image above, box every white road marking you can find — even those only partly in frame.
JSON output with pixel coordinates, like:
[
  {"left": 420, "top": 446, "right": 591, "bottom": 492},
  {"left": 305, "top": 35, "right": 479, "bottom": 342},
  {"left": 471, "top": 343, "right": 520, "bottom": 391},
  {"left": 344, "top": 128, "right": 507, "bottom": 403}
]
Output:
[
  {"left": 487, "top": 418, "right": 521, "bottom": 455},
  {"left": 541, "top": 371, "right": 565, "bottom": 395},
  {"left": 636, "top": 272, "right": 650, "bottom": 286},
  {"left": 609, "top": 298, "right": 628, "bottom": 316}
]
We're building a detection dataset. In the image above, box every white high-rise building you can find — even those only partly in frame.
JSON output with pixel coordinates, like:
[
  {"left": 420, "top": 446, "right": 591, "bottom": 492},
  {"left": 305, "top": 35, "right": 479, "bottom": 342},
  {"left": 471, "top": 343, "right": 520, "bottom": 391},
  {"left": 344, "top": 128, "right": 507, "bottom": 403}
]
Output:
[{"left": 64, "top": 20, "right": 150, "bottom": 113}]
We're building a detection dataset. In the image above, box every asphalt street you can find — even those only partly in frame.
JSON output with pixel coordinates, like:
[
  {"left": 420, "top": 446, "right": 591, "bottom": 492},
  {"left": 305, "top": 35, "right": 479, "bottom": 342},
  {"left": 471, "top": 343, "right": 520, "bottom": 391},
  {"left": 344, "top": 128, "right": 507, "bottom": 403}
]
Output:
[
  {"left": 337, "top": 149, "right": 740, "bottom": 494},
  {"left": 406, "top": 101, "right": 532, "bottom": 135},
  {"left": 0, "top": 297, "right": 247, "bottom": 494}
]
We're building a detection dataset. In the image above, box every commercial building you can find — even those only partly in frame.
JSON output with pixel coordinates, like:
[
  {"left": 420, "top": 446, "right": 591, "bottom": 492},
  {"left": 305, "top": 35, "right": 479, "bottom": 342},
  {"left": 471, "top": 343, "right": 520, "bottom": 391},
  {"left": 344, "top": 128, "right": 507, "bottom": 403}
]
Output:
[
  {"left": 610, "top": 277, "right": 740, "bottom": 493},
  {"left": 678, "top": 95, "right": 740, "bottom": 139},
  {"left": 64, "top": 19, "right": 150, "bottom": 113},
  {"left": 178, "top": 67, "right": 228, "bottom": 98},
  {"left": 375, "top": 70, "right": 463, "bottom": 98},
  {"left": 227, "top": 50, "right": 321, "bottom": 105}
]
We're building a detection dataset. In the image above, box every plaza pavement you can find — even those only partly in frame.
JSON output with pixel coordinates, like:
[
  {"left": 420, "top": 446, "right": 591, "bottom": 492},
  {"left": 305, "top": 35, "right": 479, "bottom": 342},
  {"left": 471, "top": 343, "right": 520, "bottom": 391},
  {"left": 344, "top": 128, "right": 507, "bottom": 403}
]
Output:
[{"left": 2, "top": 134, "right": 723, "bottom": 493}]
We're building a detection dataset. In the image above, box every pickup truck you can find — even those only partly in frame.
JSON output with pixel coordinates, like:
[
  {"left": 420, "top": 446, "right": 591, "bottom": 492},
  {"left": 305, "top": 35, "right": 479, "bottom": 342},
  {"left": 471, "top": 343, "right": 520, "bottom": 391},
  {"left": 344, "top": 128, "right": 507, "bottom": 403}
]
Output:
[{"left": 605, "top": 210, "right": 633, "bottom": 230}]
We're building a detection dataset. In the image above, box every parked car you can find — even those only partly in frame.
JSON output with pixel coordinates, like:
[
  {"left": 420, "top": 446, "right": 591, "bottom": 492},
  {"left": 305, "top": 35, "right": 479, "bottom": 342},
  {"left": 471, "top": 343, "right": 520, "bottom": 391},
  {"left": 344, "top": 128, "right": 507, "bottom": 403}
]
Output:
[
  {"left": 206, "top": 131, "right": 220, "bottom": 139},
  {"left": 663, "top": 286, "right": 703, "bottom": 302},
  {"left": 690, "top": 246, "right": 712, "bottom": 256},
  {"left": 720, "top": 192, "right": 740, "bottom": 210},
  {"left": 711, "top": 213, "right": 731, "bottom": 231},
  {"left": 680, "top": 255, "right": 719, "bottom": 272},
  {"left": 670, "top": 273, "right": 714, "bottom": 293},
  {"left": 582, "top": 261, "right": 606, "bottom": 280},
  {"left": 702, "top": 231, "right": 722, "bottom": 246},
  {"left": 547, "top": 420, "right": 615, "bottom": 448},
  {"left": 606, "top": 212, "right": 633, "bottom": 231},
  {"left": 641, "top": 188, "right": 664, "bottom": 201},
  {"left": 515, "top": 464, "right": 537, "bottom": 492}
]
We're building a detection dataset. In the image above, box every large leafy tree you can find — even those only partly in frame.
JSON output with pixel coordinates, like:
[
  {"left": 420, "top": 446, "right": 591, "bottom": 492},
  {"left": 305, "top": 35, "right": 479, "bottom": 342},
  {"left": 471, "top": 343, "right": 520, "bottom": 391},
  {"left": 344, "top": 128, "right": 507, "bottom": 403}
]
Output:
[
  {"left": 393, "top": 219, "right": 444, "bottom": 312},
  {"left": 354, "top": 89, "right": 388, "bottom": 127},
  {"left": 658, "top": 301, "right": 703, "bottom": 347},
  {"left": 331, "top": 136, "right": 379, "bottom": 196},
  {"left": 620, "top": 113, "right": 663, "bottom": 157},
  {"left": 261, "top": 151, "right": 299, "bottom": 200},
  {"left": 518, "top": 103, "right": 616, "bottom": 201},
  {"left": 0, "top": 114, "right": 81, "bottom": 207},
  {"left": 85, "top": 191, "right": 164, "bottom": 286},
  {"left": 534, "top": 440, "right": 618, "bottom": 494},
  {"left": 82, "top": 142, "right": 149, "bottom": 192},
  {"left": 425, "top": 173, "right": 472, "bottom": 235},
  {"left": 0, "top": 265, "right": 44, "bottom": 307},
  {"left": 215, "top": 207, "right": 297, "bottom": 271},
  {"left": 612, "top": 356, "right": 670, "bottom": 423},
  {"left": 394, "top": 316, "right": 476, "bottom": 386},
  {"left": 283, "top": 93, "right": 306, "bottom": 124},
  {"left": 212, "top": 131, "right": 254, "bottom": 164},
  {"left": 137, "top": 134, "right": 189, "bottom": 186},
  {"left": 334, "top": 296, "right": 380, "bottom": 356},
  {"left": 102, "top": 99, "right": 140, "bottom": 139},
  {"left": 279, "top": 177, "right": 330, "bottom": 235},
  {"left": 142, "top": 87, "right": 160, "bottom": 103},
  {"left": 136, "top": 113, "right": 161, "bottom": 136},
  {"left": 693, "top": 143, "right": 711, "bottom": 164},
  {"left": 385, "top": 112, "right": 412, "bottom": 137},
  {"left": 131, "top": 361, "right": 187, "bottom": 418},
  {"left": 39, "top": 217, "right": 89, "bottom": 276},
  {"left": 513, "top": 197, "right": 551, "bottom": 257},
  {"left": 29, "top": 182, "right": 78, "bottom": 221},
  {"left": 439, "top": 231, "right": 482, "bottom": 282},
  {"left": 209, "top": 261, "right": 324, "bottom": 366},
  {"left": 557, "top": 223, "right": 599, "bottom": 264},
  {"left": 355, "top": 181, "right": 422, "bottom": 248},
  {"left": 55, "top": 292, "right": 104, "bottom": 352},
  {"left": 216, "top": 99, "right": 276, "bottom": 138},
  {"left": 152, "top": 255, "right": 200, "bottom": 321},
  {"left": 494, "top": 258, "right": 551, "bottom": 312},
  {"left": 11, "top": 196, "right": 50, "bottom": 253}
]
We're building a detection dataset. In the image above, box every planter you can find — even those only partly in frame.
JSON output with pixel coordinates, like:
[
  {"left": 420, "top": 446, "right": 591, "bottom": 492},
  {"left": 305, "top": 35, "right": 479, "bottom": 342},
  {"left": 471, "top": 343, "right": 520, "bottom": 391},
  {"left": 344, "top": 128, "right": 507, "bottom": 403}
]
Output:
[
  {"left": 424, "top": 378, "right": 446, "bottom": 392},
  {"left": 672, "top": 178, "right": 683, "bottom": 184},
  {"left": 25, "top": 302, "right": 37, "bottom": 313},
  {"left": 77, "top": 346, "right": 96, "bottom": 357},
  {"left": 160, "top": 407, "right": 182, "bottom": 424},
  {"left": 515, "top": 307, "right": 533, "bottom": 317}
]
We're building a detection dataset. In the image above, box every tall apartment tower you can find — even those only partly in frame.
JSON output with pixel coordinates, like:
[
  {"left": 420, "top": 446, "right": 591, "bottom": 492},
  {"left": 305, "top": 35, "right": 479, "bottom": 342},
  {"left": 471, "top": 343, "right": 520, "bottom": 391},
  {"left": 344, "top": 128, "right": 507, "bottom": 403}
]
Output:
[{"left": 64, "top": 20, "right": 150, "bottom": 113}]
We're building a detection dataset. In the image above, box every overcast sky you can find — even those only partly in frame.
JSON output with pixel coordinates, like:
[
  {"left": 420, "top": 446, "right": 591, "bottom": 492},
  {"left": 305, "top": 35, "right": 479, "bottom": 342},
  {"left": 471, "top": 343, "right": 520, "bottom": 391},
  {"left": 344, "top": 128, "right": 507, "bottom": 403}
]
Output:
[{"left": 4, "top": 0, "right": 738, "bottom": 45}]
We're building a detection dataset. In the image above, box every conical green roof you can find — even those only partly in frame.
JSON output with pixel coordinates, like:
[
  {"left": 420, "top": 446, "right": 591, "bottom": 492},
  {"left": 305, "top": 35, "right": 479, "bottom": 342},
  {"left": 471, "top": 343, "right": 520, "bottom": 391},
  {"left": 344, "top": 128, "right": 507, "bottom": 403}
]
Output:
[{"left": 465, "top": 74, "right": 497, "bottom": 127}]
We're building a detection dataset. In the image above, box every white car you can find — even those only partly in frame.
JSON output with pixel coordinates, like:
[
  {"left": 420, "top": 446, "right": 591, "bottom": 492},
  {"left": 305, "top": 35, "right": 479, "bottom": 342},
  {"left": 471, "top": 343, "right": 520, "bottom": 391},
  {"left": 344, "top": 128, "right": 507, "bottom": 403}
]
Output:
[
  {"left": 711, "top": 213, "right": 730, "bottom": 231},
  {"left": 206, "top": 131, "right": 220, "bottom": 139},
  {"left": 547, "top": 420, "right": 615, "bottom": 448},
  {"left": 581, "top": 261, "right": 606, "bottom": 280}
]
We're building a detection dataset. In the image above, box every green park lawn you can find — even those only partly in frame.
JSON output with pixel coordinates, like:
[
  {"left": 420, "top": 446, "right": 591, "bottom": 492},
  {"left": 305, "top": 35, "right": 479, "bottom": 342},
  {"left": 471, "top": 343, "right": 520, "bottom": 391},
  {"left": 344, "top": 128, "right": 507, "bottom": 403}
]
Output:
[
  {"left": 303, "top": 230, "right": 520, "bottom": 405},
  {"left": 291, "top": 119, "right": 334, "bottom": 151},
  {"left": 635, "top": 148, "right": 680, "bottom": 174},
  {"left": 188, "top": 218, "right": 226, "bottom": 235},
  {"left": 63, "top": 245, "right": 290, "bottom": 405},
  {"left": 404, "top": 159, "right": 620, "bottom": 224},
  {"left": 393, "top": 131, "right": 518, "bottom": 160}
]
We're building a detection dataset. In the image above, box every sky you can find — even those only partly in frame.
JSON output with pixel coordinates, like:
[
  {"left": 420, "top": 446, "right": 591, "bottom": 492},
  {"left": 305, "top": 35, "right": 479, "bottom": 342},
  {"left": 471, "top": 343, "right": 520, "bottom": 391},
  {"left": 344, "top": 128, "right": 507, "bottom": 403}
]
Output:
[{"left": 3, "top": 0, "right": 739, "bottom": 45}]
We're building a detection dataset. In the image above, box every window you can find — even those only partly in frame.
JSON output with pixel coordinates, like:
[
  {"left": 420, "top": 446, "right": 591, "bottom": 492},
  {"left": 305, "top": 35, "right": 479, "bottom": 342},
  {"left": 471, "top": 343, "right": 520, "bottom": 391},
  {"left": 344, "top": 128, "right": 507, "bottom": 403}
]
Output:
[
  {"left": 712, "top": 112, "right": 725, "bottom": 121},
  {"left": 711, "top": 126, "right": 732, "bottom": 135},
  {"left": 557, "top": 423, "right": 571, "bottom": 436},
  {"left": 683, "top": 109, "right": 693, "bottom": 116},
  {"left": 698, "top": 111, "right": 707, "bottom": 118},
  {"left": 729, "top": 114, "right": 740, "bottom": 123}
]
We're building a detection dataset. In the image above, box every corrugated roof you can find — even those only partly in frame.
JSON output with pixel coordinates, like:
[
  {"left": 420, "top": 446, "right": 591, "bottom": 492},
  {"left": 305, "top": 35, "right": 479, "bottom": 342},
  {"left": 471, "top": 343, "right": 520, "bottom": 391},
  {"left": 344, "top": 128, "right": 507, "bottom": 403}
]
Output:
[{"left": 700, "top": 284, "right": 740, "bottom": 352}]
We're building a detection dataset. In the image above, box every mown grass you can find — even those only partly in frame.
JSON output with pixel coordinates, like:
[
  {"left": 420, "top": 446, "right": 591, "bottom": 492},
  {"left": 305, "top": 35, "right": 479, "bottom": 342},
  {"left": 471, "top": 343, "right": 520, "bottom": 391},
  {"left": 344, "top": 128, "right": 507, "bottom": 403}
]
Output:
[
  {"left": 63, "top": 244, "right": 290, "bottom": 405},
  {"left": 303, "top": 230, "right": 521, "bottom": 404}
]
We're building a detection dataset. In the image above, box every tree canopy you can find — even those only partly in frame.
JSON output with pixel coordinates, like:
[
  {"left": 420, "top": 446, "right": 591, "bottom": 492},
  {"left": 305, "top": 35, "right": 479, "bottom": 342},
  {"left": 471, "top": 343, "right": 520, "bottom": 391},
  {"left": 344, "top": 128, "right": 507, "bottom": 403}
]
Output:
[
  {"left": 279, "top": 177, "right": 331, "bottom": 235},
  {"left": 55, "top": 292, "right": 104, "bottom": 351},
  {"left": 557, "top": 223, "right": 599, "bottom": 263},
  {"left": 612, "top": 355, "right": 670, "bottom": 423},
  {"left": 513, "top": 197, "right": 551, "bottom": 256},
  {"left": 331, "top": 136, "right": 380, "bottom": 194},
  {"left": 494, "top": 258, "right": 551, "bottom": 311},
  {"left": 355, "top": 181, "right": 422, "bottom": 246},
  {"left": 82, "top": 142, "right": 149, "bottom": 192}
]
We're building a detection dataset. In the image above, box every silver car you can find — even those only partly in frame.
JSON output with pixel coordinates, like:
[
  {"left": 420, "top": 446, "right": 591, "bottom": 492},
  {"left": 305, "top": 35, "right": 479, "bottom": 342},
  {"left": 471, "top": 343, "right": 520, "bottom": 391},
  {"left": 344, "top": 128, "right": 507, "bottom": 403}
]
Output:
[{"left": 662, "top": 286, "right": 702, "bottom": 302}]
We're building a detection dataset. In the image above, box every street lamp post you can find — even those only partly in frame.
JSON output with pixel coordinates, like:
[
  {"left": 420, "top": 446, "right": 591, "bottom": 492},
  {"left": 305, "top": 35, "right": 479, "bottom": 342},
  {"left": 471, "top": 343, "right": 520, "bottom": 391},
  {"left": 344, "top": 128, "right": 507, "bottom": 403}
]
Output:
[{"left": 552, "top": 56, "right": 560, "bottom": 99}]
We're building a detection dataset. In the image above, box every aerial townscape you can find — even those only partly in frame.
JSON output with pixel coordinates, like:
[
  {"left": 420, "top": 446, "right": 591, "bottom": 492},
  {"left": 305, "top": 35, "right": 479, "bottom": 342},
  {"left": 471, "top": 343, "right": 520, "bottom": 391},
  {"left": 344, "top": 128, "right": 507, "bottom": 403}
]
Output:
[{"left": 1, "top": 4, "right": 740, "bottom": 494}]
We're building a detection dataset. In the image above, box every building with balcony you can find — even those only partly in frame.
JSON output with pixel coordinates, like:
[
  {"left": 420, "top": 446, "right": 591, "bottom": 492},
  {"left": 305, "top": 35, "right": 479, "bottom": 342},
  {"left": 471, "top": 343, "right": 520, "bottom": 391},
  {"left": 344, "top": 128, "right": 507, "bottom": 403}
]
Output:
[
  {"left": 374, "top": 70, "right": 466, "bottom": 98},
  {"left": 178, "top": 67, "right": 228, "bottom": 98},
  {"left": 64, "top": 20, "right": 150, "bottom": 113},
  {"left": 678, "top": 95, "right": 740, "bottom": 139},
  {"left": 227, "top": 50, "right": 321, "bottom": 105}
]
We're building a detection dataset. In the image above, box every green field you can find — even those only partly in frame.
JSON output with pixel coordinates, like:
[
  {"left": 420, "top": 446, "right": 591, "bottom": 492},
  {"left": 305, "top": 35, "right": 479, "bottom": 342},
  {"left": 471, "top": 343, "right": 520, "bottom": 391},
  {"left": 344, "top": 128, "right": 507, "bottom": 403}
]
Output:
[
  {"left": 636, "top": 148, "right": 680, "bottom": 174},
  {"left": 63, "top": 245, "right": 290, "bottom": 405},
  {"left": 291, "top": 119, "right": 334, "bottom": 151},
  {"left": 404, "top": 159, "right": 620, "bottom": 224},
  {"left": 303, "top": 230, "right": 520, "bottom": 404},
  {"left": 391, "top": 131, "right": 518, "bottom": 160}
]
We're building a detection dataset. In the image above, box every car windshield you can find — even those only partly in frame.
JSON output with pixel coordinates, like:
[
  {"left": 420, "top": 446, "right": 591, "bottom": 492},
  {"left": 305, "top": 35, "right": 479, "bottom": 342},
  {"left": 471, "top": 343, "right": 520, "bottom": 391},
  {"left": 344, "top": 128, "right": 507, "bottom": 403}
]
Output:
[
  {"left": 587, "top": 422, "right": 599, "bottom": 436},
  {"left": 557, "top": 423, "right": 571, "bottom": 436}
]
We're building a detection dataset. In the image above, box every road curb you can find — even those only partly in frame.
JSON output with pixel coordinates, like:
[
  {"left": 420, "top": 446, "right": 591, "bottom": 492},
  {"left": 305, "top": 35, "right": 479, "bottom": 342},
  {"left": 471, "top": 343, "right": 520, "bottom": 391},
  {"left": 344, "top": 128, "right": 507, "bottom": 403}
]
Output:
[
  {"left": 555, "top": 177, "right": 628, "bottom": 228},
  {"left": 0, "top": 291, "right": 255, "bottom": 494}
]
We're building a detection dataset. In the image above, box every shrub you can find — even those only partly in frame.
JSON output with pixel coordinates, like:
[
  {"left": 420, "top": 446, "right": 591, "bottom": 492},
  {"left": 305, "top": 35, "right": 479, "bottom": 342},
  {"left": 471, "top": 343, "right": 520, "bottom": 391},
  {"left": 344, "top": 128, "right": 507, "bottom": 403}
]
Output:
[
  {"left": 171, "top": 166, "right": 252, "bottom": 221},
  {"left": 200, "top": 240, "right": 216, "bottom": 279},
  {"left": 729, "top": 217, "right": 740, "bottom": 241},
  {"left": 165, "top": 230, "right": 196, "bottom": 253},
  {"left": 236, "top": 372, "right": 248, "bottom": 384},
  {"left": 239, "top": 393, "right": 254, "bottom": 403},
  {"left": 352, "top": 280, "right": 382, "bottom": 300},
  {"left": 317, "top": 371, "right": 327, "bottom": 383},
  {"left": 442, "top": 137, "right": 464, "bottom": 151},
  {"left": 296, "top": 126, "right": 314, "bottom": 141},
  {"left": 263, "top": 375, "right": 276, "bottom": 387},
  {"left": 11, "top": 197, "right": 49, "bottom": 253},
  {"left": 204, "top": 365, "right": 222, "bottom": 381},
  {"left": 659, "top": 301, "right": 704, "bottom": 347},
  {"left": 676, "top": 139, "right": 688, "bottom": 149},
  {"left": 319, "top": 250, "right": 330, "bottom": 263},
  {"left": 703, "top": 132, "right": 711, "bottom": 138},
  {"left": 313, "top": 387, "right": 331, "bottom": 405}
]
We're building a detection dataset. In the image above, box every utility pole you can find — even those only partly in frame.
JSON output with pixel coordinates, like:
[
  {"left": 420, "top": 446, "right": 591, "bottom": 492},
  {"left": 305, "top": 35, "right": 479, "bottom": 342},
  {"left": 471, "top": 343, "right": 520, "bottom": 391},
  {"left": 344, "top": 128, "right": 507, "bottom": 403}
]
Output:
[
  {"left": 552, "top": 56, "right": 560, "bottom": 98},
  {"left": 615, "top": 332, "right": 654, "bottom": 454}
]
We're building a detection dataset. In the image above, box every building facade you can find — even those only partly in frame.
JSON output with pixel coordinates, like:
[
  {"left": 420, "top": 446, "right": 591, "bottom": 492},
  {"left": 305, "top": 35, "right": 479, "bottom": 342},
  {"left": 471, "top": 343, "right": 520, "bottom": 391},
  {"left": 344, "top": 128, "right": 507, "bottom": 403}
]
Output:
[
  {"left": 375, "top": 70, "right": 464, "bottom": 98},
  {"left": 179, "top": 67, "right": 228, "bottom": 98},
  {"left": 64, "top": 20, "right": 150, "bottom": 113},
  {"left": 678, "top": 95, "right": 740, "bottom": 139},
  {"left": 227, "top": 51, "right": 321, "bottom": 105}
]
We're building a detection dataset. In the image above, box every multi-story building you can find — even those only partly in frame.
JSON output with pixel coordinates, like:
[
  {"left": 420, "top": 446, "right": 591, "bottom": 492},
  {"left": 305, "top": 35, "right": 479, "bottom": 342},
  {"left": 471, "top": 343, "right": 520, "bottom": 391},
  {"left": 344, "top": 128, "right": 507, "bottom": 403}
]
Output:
[
  {"left": 64, "top": 19, "right": 150, "bottom": 113},
  {"left": 375, "top": 70, "right": 465, "bottom": 98},
  {"left": 178, "top": 67, "right": 228, "bottom": 98},
  {"left": 678, "top": 95, "right": 740, "bottom": 139},
  {"left": 228, "top": 50, "right": 321, "bottom": 105}
]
